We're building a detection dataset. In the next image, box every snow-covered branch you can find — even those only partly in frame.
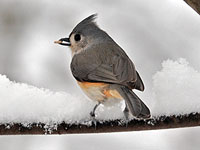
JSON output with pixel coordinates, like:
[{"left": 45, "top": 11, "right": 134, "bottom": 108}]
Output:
[
  {"left": 0, "top": 58, "right": 200, "bottom": 134},
  {"left": 0, "top": 113, "right": 200, "bottom": 135}
]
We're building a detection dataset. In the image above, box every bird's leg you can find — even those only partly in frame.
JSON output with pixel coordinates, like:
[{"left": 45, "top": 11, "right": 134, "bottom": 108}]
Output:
[
  {"left": 90, "top": 102, "right": 101, "bottom": 117},
  {"left": 90, "top": 102, "right": 101, "bottom": 128},
  {"left": 123, "top": 104, "right": 129, "bottom": 127}
]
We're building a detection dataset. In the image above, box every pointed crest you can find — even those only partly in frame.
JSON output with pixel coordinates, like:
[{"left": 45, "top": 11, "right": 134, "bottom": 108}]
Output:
[
  {"left": 79, "top": 14, "right": 97, "bottom": 26},
  {"left": 71, "top": 14, "right": 98, "bottom": 34}
]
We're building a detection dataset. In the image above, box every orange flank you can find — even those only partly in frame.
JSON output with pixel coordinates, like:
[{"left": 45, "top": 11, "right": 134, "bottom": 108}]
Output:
[
  {"left": 77, "top": 81, "right": 106, "bottom": 88},
  {"left": 103, "top": 89, "right": 122, "bottom": 99},
  {"left": 77, "top": 81, "right": 122, "bottom": 99}
]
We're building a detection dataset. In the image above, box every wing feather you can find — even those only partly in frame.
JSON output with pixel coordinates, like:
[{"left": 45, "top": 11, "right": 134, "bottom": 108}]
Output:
[{"left": 71, "top": 43, "right": 140, "bottom": 88}]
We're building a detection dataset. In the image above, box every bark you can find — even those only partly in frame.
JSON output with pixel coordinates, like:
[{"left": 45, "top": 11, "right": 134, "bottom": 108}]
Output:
[
  {"left": 0, "top": 113, "right": 200, "bottom": 135},
  {"left": 184, "top": 0, "right": 200, "bottom": 15}
]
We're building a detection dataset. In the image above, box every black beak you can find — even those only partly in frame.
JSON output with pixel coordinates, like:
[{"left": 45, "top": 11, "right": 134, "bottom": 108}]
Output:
[{"left": 54, "top": 37, "right": 71, "bottom": 46}]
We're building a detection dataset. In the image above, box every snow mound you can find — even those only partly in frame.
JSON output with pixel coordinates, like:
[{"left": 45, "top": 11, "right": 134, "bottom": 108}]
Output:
[
  {"left": 0, "top": 58, "right": 200, "bottom": 125},
  {"left": 152, "top": 58, "right": 200, "bottom": 116},
  {"left": 0, "top": 75, "right": 124, "bottom": 125}
]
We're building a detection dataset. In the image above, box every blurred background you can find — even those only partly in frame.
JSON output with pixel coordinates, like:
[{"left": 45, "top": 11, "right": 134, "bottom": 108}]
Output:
[{"left": 0, "top": 0, "right": 200, "bottom": 149}]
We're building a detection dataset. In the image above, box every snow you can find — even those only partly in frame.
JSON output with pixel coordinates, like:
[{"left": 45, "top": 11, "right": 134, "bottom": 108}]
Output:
[
  {"left": 0, "top": 58, "right": 200, "bottom": 125},
  {"left": 152, "top": 58, "right": 200, "bottom": 116},
  {"left": 0, "top": 75, "right": 124, "bottom": 125}
]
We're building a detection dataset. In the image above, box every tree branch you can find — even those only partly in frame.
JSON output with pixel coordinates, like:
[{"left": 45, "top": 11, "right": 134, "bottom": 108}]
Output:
[
  {"left": 0, "top": 113, "right": 200, "bottom": 135},
  {"left": 184, "top": 0, "right": 200, "bottom": 15}
]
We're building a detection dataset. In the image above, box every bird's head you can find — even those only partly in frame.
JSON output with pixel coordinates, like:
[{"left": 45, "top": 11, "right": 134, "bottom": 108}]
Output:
[{"left": 55, "top": 14, "right": 110, "bottom": 55}]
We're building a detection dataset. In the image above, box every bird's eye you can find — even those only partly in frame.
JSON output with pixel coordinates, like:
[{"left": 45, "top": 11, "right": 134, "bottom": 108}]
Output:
[{"left": 74, "top": 34, "right": 81, "bottom": 41}]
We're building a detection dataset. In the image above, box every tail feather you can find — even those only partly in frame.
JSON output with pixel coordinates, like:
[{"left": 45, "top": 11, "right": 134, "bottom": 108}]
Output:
[{"left": 117, "top": 86, "right": 150, "bottom": 118}]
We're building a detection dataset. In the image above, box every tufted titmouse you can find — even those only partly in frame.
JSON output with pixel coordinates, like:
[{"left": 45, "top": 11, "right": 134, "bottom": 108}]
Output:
[{"left": 55, "top": 14, "right": 150, "bottom": 121}]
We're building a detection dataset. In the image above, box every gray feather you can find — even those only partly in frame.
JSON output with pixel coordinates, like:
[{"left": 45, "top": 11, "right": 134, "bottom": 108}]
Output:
[
  {"left": 70, "top": 42, "right": 137, "bottom": 85},
  {"left": 116, "top": 86, "right": 150, "bottom": 118},
  {"left": 71, "top": 14, "right": 99, "bottom": 37},
  {"left": 127, "top": 71, "right": 145, "bottom": 91}
]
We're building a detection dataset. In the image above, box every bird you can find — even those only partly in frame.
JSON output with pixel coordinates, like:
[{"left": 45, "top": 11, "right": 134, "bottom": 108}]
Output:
[{"left": 54, "top": 14, "right": 151, "bottom": 123}]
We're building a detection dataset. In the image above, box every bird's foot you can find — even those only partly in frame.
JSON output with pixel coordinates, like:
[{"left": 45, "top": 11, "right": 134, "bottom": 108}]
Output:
[
  {"left": 123, "top": 107, "right": 129, "bottom": 127},
  {"left": 122, "top": 116, "right": 129, "bottom": 127},
  {"left": 90, "top": 111, "right": 97, "bottom": 129}
]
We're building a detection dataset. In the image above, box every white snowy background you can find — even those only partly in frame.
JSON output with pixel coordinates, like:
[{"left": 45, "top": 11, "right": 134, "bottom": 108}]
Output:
[{"left": 0, "top": 0, "right": 200, "bottom": 150}]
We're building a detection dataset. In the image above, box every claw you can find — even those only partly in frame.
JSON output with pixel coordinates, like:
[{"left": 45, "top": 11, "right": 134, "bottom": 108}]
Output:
[
  {"left": 123, "top": 105, "right": 129, "bottom": 127},
  {"left": 90, "top": 111, "right": 97, "bottom": 129},
  {"left": 91, "top": 116, "right": 97, "bottom": 129},
  {"left": 89, "top": 102, "right": 101, "bottom": 129}
]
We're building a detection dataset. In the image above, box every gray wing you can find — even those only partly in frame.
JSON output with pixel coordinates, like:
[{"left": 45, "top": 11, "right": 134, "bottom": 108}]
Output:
[
  {"left": 71, "top": 43, "right": 141, "bottom": 88},
  {"left": 127, "top": 71, "right": 145, "bottom": 91}
]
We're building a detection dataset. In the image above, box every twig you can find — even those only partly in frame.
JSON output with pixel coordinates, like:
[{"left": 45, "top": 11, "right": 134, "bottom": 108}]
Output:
[{"left": 184, "top": 0, "right": 200, "bottom": 15}]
